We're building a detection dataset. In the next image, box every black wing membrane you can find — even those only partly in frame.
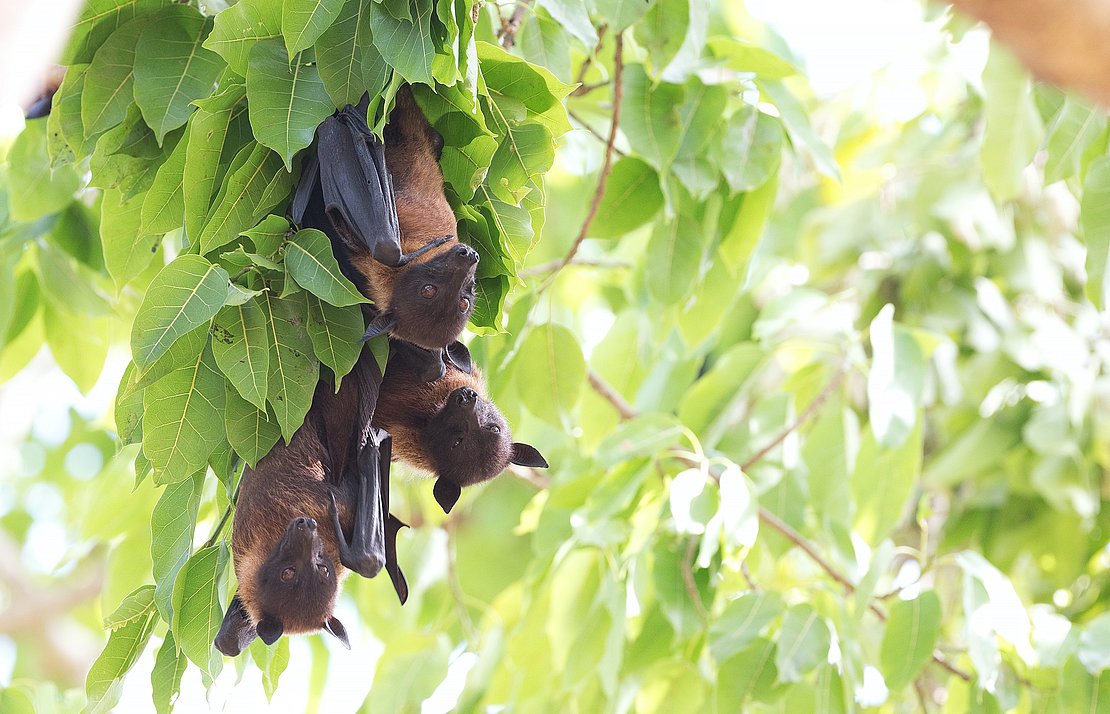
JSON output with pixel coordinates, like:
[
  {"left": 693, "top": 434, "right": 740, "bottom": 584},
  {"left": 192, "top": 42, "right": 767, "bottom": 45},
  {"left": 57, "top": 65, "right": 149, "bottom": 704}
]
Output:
[{"left": 294, "top": 97, "right": 448, "bottom": 268}]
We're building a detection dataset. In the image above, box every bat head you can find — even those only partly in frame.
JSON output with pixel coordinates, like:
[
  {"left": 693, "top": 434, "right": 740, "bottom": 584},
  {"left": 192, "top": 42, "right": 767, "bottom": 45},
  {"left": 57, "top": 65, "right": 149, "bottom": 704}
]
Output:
[
  {"left": 384, "top": 242, "right": 478, "bottom": 349},
  {"left": 247, "top": 516, "right": 349, "bottom": 648},
  {"left": 426, "top": 386, "right": 548, "bottom": 513}
]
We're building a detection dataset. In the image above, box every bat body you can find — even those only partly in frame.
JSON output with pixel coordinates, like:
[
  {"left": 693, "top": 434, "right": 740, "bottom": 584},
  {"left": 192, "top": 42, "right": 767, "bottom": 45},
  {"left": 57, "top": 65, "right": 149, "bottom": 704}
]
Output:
[
  {"left": 373, "top": 341, "right": 549, "bottom": 514},
  {"left": 215, "top": 349, "right": 407, "bottom": 656},
  {"left": 294, "top": 88, "right": 479, "bottom": 351}
]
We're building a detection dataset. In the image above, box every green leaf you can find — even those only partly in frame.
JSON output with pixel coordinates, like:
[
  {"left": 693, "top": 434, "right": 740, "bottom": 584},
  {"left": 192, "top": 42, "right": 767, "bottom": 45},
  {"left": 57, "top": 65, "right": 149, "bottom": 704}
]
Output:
[
  {"left": 36, "top": 242, "right": 112, "bottom": 316},
  {"left": 86, "top": 105, "right": 165, "bottom": 198},
  {"left": 151, "top": 472, "right": 203, "bottom": 623},
  {"left": 246, "top": 40, "right": 334, "bottom": 170},
  {"left": 1044, "top": 96, "right": 1105, "bottom": 184},
  {"left": 619, "top": 65, "right": 682, "bottom": 171},
  {"left": 758, "top": 80, "right": 840, "bottom": 180},
  {"left": 242, "top": 214, "right": 291, "bottom": 255},
  {"left": 486, "top": 122, "right": 556, "bottom": 205},
  {"left": 634, "top": 0, "right": 689, "bottom": 73},
  {"left": 48, "top": 64, "right": 89, "bottom": 166},
  {"left": 879, "top": 591, "right": 942, "bottom": 690},
  {"left": 774, "top": 604, "right": 831, "bottom": 682},
  {"left": 306, "top": 295, "right": 364, "bottom": 383},
  {"left": 199, "top": 142, "right": 295, "bottom": 253},
  {"left": 262, "top": 292, "right": 319, "bottom": 441},
  {"left": 286, "top": 228, "right": 368, "bottom": 306},
  {"left": 212, "top": 300, "right": 270, "bottom": 410},
  {"left": 141, "top": 128, "right": 189, "bottom": 235},
  {"left": 979, "top": 42, "right": 1042, "bottom": 201},
  {"left": 708, "top": 37, "right": 798, "bottom": 80},
  {"left": 368, "top": 0, "right": 435, "bottom": 84},
  {"left": 171, "top": 544, "right": 228, "bottom": 674},
  {"left": 250, "top": 637, "right": 291, "bottom": 700},
  {"left": 1082, "top": 156, "right": 1110, "bottom": 309},
  {"left": 721, "top": 106, "right": 784, "bottom": 193},
  {"left": 85, "top": 588, "right": 157, "bottom": 713},
  {"left": 316, "top": 0, "right": 389, "bottom": 107},
  {"left": 43, "top": 303, "right": 110, "bottom": 394},
  {"left": 103, "top": 585, "right": 156, "bottom": 630},
  {"left": 366, "top": 633, "right": 451, "bottom": 712},
  {"left": 143, "top": 347, "right": 227, "bottom": 484},
  {"left": 151, "top": 631, "right": 188, "bottom": 714},
  {"left": 519, "top": 13, "right": 573, "bottom": 83},
  {"left": 593, "top": 0, "right": 653, "bottom": 33},
  {"left": 5, "top": 120, "right": 81, "bottom": 222},
  {"left": 64, "top": 0, "right": 172, "bottom": 64},
  {"left": 676, "top": 342, "right": 764, "bottom": 438},
  {"left": 102, "top": 188, "right": 159, "bottom": 289},
  {"left": 710, "top": 591, "right": 783, "bottom": 661},
  {"left": 513, "top": 322, "right": 585, "bottom": 426},
  {"left": 851, "top": 421, "right": 922, "bottom": 544},
  {"left": 133, "top": 323, "right": 209, "bottom": 390},
  {"left": 867, "top": 305, "right": 925, "bottom": 448},
  {"left": 591, "top": 158, "right": 664, "bottom": 239},
  {"left": 535, "top": 0, "right": 596, "bottom": 50},
  {"left": 133, "top": 7, "right": 225, "bottom": 144},
  {"left": 282, "top": 0, "right": 344, "bottom": 57},
  {"left": 645, "top": 210, "right": 704, "bottom": 305},
  {"left": 131, "top": 255, "right": 228, "bottom": 371},
  {"left": 225, "top": 385, "right": 283, "bottom": 467},
  {"left": 1079, "top": 613, "right": 1110, "bottom": 673},
  {"left": 82, "top": 17, "right": 149, "bottom": 136},
  {"left": 477, "top": 41, "right": 574, "bottom": 137},
  {"left": 184, "top": 85, "right": 247, "bottom": 243},
  {"left": 717, "top": 638, "right": 783, "bottom": 706},
  {"left": 205, "top": 0, "right": 282, "bottom": 75}
]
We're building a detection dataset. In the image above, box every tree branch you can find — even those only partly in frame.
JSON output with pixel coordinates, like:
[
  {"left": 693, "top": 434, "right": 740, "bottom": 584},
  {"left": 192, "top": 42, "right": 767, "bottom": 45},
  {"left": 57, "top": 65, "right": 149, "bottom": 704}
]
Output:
[
  {"left": 587, "top": 368, "right": 636, "bottom": 420},
  {"left": 740, "top": 366, "right": 846, "bottom": 472},
  {"left": 498, "top": 0, "right": 533, "bottom": 48},
  {"left": 551, "top": 33, "right": 624, "bottom": 275}
]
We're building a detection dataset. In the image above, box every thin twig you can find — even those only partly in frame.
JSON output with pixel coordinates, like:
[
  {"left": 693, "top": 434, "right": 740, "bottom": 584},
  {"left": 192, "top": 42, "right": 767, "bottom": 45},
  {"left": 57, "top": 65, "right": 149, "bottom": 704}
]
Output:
[
  {"left": 499, "top": 0, "right": 533, "bottom": 48},
  {"left": 203, "top": 468, "right": 243, "bottom": 549},
  {"left": 521, "top": 256, "right": 630, "bottom": 279},
  {"left": 587, "top": 369, "right": 636, "bottom": 420},
  {"left": 550, "top": 33, "right": 624, "bottom": 276},
  {"left": 740, "top": 366, "right": 846, "bottom": 472},
  {"left": 568, "top": 109, "right": 627, "bottom": 157},
  {"left": 574, "top": 26, "right": 608, "bottom": 87},
  {"left": 682, "top": 535, "right": 708, "bottom": 622},
  {"left": 571, "top": 80, "right": 611, "bottom": 98}
]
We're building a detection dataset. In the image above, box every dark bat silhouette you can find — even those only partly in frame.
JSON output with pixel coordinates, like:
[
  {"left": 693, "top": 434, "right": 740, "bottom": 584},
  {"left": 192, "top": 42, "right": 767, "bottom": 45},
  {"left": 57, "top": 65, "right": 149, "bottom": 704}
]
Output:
[
  {"left": 214, "top": 349, "right": 408, "bottom": 656},
  {"left": 373, "top": 340, "right": 548, "bottom": 514},
  {"left": 292, "top": 88, "right": 479, "bottom": 353}
]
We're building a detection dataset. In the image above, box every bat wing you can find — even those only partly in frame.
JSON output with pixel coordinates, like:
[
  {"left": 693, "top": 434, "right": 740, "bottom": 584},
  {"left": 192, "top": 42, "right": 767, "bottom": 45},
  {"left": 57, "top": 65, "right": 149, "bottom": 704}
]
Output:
[{"left": 214, "top": 594, "right": 257, "bottom": 656}]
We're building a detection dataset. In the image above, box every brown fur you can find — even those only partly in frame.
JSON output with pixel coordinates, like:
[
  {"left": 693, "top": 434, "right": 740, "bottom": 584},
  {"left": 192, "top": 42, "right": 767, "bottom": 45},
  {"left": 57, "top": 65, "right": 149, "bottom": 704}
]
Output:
[{"left": 355, "top": 88, "right": 459, "bottom": 314}]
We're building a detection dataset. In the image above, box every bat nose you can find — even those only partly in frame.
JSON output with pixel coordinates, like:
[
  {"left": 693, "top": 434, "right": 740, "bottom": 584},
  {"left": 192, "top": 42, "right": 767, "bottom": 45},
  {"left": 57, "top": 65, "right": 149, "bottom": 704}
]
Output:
[
  {"left": 295, "top": 516, "right": 317, "bottom": 530},
  {"left": 454, "top": 244, "right": 479, "bottom": 264},
  {"left": 457, "top": 387, "right": 477, "bottom": 405}
]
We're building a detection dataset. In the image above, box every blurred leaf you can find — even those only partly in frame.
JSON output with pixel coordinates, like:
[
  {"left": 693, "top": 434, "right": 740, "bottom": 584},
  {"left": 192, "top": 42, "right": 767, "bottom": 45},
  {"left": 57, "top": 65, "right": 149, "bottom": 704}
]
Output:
[
  {"left": 851, "top": 420, "right": 921, "bottom": 544},
  {"left": 721, "top": 107, "right": 783, "bottom": 193},
  {"left": 634, "top": 659, "right": 707, "bottom": 714},
  {"left": 364, "top": 633, "right": 450, "bottom": 712},
  {"left": 867, "top": 305, "right": 924, "bottom": 449},
  {"left": 1081, "top": 156, "right": 1110, "bottom": 309},
  {"left": 1043, "top": 96, "right": 1105, "bottom": 184},
  {"left": 43, "top": 302, "right": 110, "bottom": 393},
  {"left": 979, "top": 42, "right": 1042, "bottom": 201},
  {"left": 591, "top": 157, "right": 664, "bottom": 239},
  {"left": 708, "top": 37, "right": 797, "bottom": 80},
  {"left": 133, "top": 6, "right": 224, "bottom": 143},
  {"left": 536, "top": 0, "right": 596, "bottom": 49},
  {"left": 645, "top": 210, "right": 705, "bottom": 305},
  {"left": 635, "top": 0, "right": 689, "bottom": 73},
  {"left": 171, "top": 544, "right": 229, "bottom": 674},
  {"left": 880, "top": 591, "right": 942, "bottom": 690},
  {"left": 1078, "top": 613, "right": 1110, "bottom": 673},
  {"left": 250, "top": 637, "right": 291, "bottom": 700},
  {"left": 717, "top": 638, "right": 783, "bottom": 707},
  {"left": 710, "top": 591, "right": 782, "bottom": 661},
  {"left": 64, "top": 0, "right": 172, "bottom": 64},
  {"left": 774, "top": 604, "right": 831, "bottom": 682},
  {"left": 131, "top": 255, "right": 228, "bottom": 372},
  {"left": 513, "top": 322, "right": 585, "bottom": 426},
  {"left": 594, "top": 0, "right": 654, "bottom": 33},
  {"left": 758, "top": 80, "right": 839, "bottom": 179},
  {"left": 6, "top": 120, "right": 81, "bottom": 222}
]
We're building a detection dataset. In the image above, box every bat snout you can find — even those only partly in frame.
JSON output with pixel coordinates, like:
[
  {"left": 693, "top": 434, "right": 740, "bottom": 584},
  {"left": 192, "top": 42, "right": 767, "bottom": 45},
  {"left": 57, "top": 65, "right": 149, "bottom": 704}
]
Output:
[
  {"left": 452, "top": 244, "right": 479, "bottom": 265},
  {"left": 294, "top": 516, "right": 317, "bottom": 531},
  {"left": 454, "top": 387, "right": 478, "bottom": 406}
]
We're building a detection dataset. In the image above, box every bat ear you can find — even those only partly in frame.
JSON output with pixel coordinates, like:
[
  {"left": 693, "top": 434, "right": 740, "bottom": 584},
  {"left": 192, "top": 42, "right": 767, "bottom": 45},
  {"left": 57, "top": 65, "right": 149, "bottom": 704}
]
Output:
[
  {"left": 433, "top": 478, "right": 461, "bottom": 514},
  {"left": 214, "top": 594, "right": 257, "bottom": 656},
  {"left": 444, "top": 341, "right": 472, "bottom": 374},
  {"left": 255, "top": 615, "right": 284, "bottom": 645},
  {"left": 323, "top": 616, "right": 351, "bottom": 650},
  {"left": 361, "top": 313, "right": 396, "bottom": 342},
  {"left": 510, "top": 443, "right": 548, "bottom": 469}
]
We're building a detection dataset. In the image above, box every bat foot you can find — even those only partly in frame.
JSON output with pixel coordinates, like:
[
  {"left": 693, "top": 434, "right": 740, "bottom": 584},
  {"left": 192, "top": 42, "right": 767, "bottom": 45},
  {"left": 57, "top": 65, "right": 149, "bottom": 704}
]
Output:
[{"left": 390, "top": 235, "right": 452, "bottom": 266}]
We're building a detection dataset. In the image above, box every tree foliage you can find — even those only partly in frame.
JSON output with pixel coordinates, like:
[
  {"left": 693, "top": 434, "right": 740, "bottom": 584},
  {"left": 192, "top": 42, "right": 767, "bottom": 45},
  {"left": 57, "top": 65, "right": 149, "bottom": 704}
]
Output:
[{"left": 3, "top": 0, "right": 1110, "bottom": 712}]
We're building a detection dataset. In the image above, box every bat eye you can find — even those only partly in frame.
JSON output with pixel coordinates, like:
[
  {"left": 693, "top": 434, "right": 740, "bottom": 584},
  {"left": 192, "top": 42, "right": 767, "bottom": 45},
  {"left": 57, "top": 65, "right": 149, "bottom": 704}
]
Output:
[
  {"left": 420, "top": 284, "right": 438, "bottom": 299},
  {"left": 486, "top": 425, "right": 501, "bottom": 433},
  {"left": 458, "top": 298, "right": 471, "bottom": 313},
  {"left": 452, "top": 437, "right": 463, "bottom": 448},
  {"left": 281, "top": 567, "right": 296, "bottom": 582},
  {"left": 317, "top": 564, "right": 329, "bottom": 578}
]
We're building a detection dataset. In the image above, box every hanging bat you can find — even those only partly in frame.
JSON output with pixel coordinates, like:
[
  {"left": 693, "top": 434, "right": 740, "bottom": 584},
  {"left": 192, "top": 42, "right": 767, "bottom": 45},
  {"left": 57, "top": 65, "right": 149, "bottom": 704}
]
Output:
[
  {"left": 292, "top": 87, "right": 479, "bottom": 352},
  {"left": 214, "top": 349, "right": 407, "bottom": 656},
  {"left": 372, "top": 340, "right": 549, "bottom": 514}
]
